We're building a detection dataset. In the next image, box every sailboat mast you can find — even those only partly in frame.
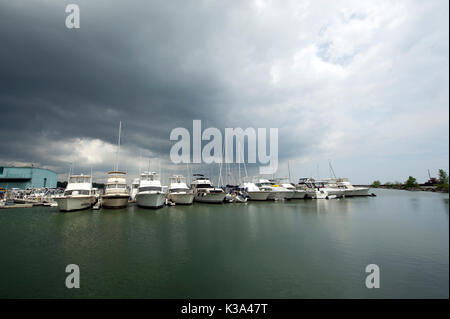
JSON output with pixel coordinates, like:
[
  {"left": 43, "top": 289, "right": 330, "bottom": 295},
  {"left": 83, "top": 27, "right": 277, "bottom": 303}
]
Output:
[
  {"left": 288, "top": 160, "right": 292, "bottom": 183},
  {"left": 329, "top": 160, "right": 337, "bottom": 179},
  {"left": 115, "top": 121, "right": 122, "bottom": 171}
]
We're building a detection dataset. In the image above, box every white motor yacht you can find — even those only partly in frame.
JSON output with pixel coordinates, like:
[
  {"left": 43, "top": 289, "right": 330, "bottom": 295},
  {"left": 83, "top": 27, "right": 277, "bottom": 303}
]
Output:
[
  {"left": 167, "top": 175, "right": 194, "bottom": 205},
  {"left": 256, "top": 179, "right": 290, "bottom": 200},
  {"left": 322, "top": 179, "right": 346, "bottom": 197},
  {"left": 275, "top": 179, "right": 296, "bottom": 199},
  {"left": 54, "top": 174, "right": 97, "bottom": 212},
  {"left": 239, "top": 182, "right": 270, "bottom": 201},
  {"left": 296, "top": 178, "right": 328, "bottom": 199},
  {"left": 101, "top": 171, "right": 129, "bottom": 208},
  {"left": 191, "top": 174, "right": 226, "bottom": 203},
  {"left": 136, "top": 172, "right": 166, "bottom": 208},
  {"left": 334, "top": 178, "right": 370, "bottom": 196}
]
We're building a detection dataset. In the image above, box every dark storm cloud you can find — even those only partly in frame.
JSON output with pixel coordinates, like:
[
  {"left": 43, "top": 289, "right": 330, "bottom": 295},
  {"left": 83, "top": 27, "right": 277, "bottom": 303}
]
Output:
[
  {"left": 0, "top": 1, "right": 241, "bottom": 167},
  {"left": 0, "top": 0, "right": 448, "bottom": 183}
]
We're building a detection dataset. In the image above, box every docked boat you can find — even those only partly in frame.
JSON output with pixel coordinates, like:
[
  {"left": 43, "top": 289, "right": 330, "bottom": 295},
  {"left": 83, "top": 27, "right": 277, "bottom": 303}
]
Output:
[
  {"left": 191, "top": 174, "right": 226, "bottom": 203},
  {"left": 322, "top": 179, "right": 346, "bottom": 197},
  {"left": 101, "top": 171, "right": 129, "bottom": 208},
  {"left": 167, "top": 175, "right": 194, "bottom": 205},
  {"left": 296, "top": 178, "right": 328, "bottom": 199},
  {"left": 130, "top": 178, "right": 139, "bottom": 202},
  {"left": 239, "top": 182, "right": 270, "bottom": 201},
  {"left": 54, "top": 174, "right": 97, "bottom": 212},
  {"left": 136, "top": 172, "right": 166, "bottom": 208},
  {"left": 256, "top": 179, "right": 290, "bottom": 200},
  {"left": 275, "top": 179, "right": 296, "bottom": 199},
  {"left": 334, "top": 178, "right": 369, "bottom": 196},
  {"left": 101, "top": 121, "right": 130, "bottom": 208}
]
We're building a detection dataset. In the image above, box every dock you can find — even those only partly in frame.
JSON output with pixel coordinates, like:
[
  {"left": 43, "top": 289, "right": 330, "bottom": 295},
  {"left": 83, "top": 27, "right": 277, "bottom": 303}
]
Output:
[{"left": 0, "top": 203, "right": 34, "bottom": 209}]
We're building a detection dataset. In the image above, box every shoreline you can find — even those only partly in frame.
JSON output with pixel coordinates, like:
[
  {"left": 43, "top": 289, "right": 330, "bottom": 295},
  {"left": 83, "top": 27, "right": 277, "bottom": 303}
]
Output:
[{"left": 356, "top": 185, "right": 449, "bottom": 193}]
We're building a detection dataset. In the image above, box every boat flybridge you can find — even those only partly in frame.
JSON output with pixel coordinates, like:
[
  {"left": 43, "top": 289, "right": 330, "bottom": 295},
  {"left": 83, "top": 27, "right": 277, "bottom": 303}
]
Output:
[
  {"left": 191, "top": 174, "right": 226, "bottom": 203},
  {"left": 54, "top": 174, "right": 97, "bottom": 212},
  {"left": 101, "top": 171, "right": 130, "bottom": 208},
  {"left": 167, "top": 175, "right": 194, "bottom": 205},
  {"left": 136, "top": 172, "right": 166, "bottom": 209}
]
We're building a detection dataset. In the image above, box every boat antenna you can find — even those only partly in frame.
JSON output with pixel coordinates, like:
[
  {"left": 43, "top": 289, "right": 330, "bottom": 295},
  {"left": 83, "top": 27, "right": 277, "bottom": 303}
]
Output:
[
  {"left": 115, "top": 121, "right": 122, "bottom": 171},
  {"left": 288, "top": 160, "right": 292, "bottom": 183},
  {"left": 329, "top": 160, "right": 337, "bottom": 179},
  {"left": 68, "top": 162, "right": 73, "bottom": 181},
  {"left": 238, "top": 141, "right": 241, "bottom": 184}
]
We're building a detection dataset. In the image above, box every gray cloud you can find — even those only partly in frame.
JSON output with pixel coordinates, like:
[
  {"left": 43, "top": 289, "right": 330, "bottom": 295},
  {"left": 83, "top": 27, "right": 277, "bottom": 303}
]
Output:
[{"left": 0, "top": 0, "right": 448, "bottom": 184}]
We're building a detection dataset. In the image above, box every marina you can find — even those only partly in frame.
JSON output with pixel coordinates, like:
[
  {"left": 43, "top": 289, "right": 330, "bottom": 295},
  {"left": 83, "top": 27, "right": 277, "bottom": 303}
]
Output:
[{"left": 0, "top": 188, "right": 447, "bottom": 298}]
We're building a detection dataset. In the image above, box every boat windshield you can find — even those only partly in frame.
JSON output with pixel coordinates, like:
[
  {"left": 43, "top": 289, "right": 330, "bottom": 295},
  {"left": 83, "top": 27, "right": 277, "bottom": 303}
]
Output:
[
  {"left": 64, "top": 190, "right": 90, "bottom": 196},
  {"left": 170, "top": 188, "right": 190, "bottom": 193},
  {"left": 139, "top": 186, "right": 161, "bottom": 192},
  {"left": 194, "top": 184, "right": 214, "bottom": 188},
  {"left": 69, "top": 176, "right": 90, "bottom": 183},
  {"left": 106, "top": 184, "right": 127, "bottom": 189}
]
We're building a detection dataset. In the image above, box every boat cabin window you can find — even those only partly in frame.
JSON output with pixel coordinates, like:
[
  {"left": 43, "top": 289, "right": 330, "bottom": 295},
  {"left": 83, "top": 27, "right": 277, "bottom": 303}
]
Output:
[
  {"left": 64, "top": 190, "right": 90, "bottom": 196},
  {"left": 69, "top": 176, "right": 90, "bottom": 183},
  {"left": 106, "top": 184, "right": 127, "bottom": 189},
  {"left": 194, "top": 184, "right": 214, "bottom": 188},
  {"left": 139, "top": 186, "right": 161, "bottom": 192},
  {"left": 170, "top": 188, "right": 190, "bottom": 193}
]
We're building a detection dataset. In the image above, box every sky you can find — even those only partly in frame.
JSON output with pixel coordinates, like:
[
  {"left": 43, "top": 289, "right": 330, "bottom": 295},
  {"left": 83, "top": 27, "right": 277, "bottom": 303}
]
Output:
[{"left": 0, "top": 0, "right": 448, "bottom": 184}]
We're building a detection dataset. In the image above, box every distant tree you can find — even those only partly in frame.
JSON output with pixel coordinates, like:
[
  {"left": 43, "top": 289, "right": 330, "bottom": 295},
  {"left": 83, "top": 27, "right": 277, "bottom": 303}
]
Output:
[
  {"left": 57, "top": 181, "right": 67, "bottom": 188},
  {"left": 393, "top": 181, "right": 403, "bottom": 188},
  {"left": 93, "top": 183, "right": 105, "bottom": 190},
  {"left": 404, "top": 176, "right": 419, "bottom": 188},
  {"left": 371, "top": 180, "right": 381, "bottom": 188},
  {"left": 438, "top": 169, "right": 449, "bottom": 185},
  {"left": 436, "top": 169, "right": 449, "bottom": 192}
]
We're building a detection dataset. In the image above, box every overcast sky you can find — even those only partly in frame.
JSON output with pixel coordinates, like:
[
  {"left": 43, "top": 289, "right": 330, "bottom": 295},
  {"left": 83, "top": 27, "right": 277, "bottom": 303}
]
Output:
[{"left": 0, "top": 0, "right": 448, "bottom": 184}]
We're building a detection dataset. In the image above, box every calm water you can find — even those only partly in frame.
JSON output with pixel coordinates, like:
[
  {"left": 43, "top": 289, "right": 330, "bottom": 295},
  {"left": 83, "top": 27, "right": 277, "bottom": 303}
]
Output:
[{"left": 0, "top": 189, "right": 448, "bottom": 298}]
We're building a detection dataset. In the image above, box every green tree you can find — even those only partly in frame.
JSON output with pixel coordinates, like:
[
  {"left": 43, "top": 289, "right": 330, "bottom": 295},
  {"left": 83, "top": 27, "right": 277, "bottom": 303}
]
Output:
[
  {"left": 371, "top": 180, "right": 381, "bottom": 188},
  {"left": 438, "top": 169, "right": 449, "bottom": 185},
  {"left": 404, "top": 176, "right": 419, "bottom": 188},
  {"left": 437, "top": 169, "right": 449, "bottom": 192}
]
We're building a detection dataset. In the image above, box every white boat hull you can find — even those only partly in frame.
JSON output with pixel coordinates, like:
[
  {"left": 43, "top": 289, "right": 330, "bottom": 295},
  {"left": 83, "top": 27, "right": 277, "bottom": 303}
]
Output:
[
  {"left": 194, "top": 192, "right": 226, "bottom": 203},
  {"left": 136, "top": 193, "right": 166, "bottom": 208},
  {"left": 54, "top": 196, "right": 96, "bottom": 212},
  {"left": 167, "top": 192, "right": 194, "bottom": 205},
  {"left": 313, "top": 190, "right": 328, "bottom": 199},
  {"left": 284, "top": 191, "right": 295, "bottom": 199},
  {"left": 267, "top": 191, "right": 286, "bottom": 200},
  {"left": 292, "top": 190, "right": 306, "bottom": 199},
  {"left": 247, "top": 191, "right": 270, "bottom": 201},
  {"left": 323, "top": 188, "right": 346, "bottom": 197},
  {"left": 101, "top": 194, "right": 129, "bottom": 208},
  {"left": 344, "top": 188, "right": 370, "bottom": 197}
]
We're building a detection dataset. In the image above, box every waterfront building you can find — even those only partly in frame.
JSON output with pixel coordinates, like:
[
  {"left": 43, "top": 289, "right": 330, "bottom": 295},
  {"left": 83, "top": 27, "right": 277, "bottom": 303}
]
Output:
[{"left": 0, "top": 166, "right": 58, "bottom": 189}]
